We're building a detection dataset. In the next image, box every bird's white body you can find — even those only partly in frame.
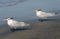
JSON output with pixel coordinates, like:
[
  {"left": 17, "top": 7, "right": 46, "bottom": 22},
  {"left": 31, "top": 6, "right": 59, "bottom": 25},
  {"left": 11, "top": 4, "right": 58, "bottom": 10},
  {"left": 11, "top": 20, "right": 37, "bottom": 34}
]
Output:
[
  {"left": 32, "top": 10, "right": 57, "bottom": 19},
  {"left": 5, "top": 18, "right": 30, "bottom": 29},
  {"left": 36, "top": 11, "right": 56, "bottom": 18}
]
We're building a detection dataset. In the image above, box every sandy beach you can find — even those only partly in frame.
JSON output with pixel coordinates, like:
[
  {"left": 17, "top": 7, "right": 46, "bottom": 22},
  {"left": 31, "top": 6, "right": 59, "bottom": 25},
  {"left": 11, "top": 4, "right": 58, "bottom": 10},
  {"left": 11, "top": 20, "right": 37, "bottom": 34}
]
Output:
[{"left": 0, "top": 19, "right": 60, "bottom": 39}]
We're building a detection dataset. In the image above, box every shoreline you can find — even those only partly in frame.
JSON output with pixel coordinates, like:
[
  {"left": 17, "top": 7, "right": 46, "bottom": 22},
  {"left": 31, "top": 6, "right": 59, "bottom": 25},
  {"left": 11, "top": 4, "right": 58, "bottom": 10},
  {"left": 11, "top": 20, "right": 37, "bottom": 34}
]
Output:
[{"left": 0, "top": 19, "right": 60, "bottom": 39}]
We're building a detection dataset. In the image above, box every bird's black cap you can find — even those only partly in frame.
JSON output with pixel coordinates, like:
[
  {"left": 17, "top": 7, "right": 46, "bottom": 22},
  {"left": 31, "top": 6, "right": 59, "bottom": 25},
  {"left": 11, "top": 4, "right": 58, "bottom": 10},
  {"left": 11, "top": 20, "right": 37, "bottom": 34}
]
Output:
[
  {"left": 38, "top": 9, "right": 42, "bottom": 11},
  {"left": 10, "top": 17, "right": 14, "bottom": 19}
]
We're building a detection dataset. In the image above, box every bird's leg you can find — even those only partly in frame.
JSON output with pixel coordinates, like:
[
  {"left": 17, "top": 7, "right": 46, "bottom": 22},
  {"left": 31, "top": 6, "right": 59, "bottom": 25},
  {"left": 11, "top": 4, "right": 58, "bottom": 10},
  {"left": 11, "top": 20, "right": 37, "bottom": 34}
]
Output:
[
  {"left": 10, "top": 28, "right": 15, "bottom": 32},
  {"left": 38, "top": 19, "right": 44, "bottom": 22},
  {"left": 40, "top": 19, "right": 44, "bottom": 22}
]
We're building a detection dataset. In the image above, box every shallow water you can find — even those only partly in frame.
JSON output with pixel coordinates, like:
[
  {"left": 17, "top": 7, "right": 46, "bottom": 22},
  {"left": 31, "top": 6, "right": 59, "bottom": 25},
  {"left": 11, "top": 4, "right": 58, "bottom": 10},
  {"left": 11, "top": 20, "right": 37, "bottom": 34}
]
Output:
[
  {"left": 0, "top": 0, "right": 60, "bottom": 19},
  {"left": 0, "top": 0, "right": 60, "bottom": 24},
  {"left": 0, "top": 0, "right": 60, "bottom": 39}
]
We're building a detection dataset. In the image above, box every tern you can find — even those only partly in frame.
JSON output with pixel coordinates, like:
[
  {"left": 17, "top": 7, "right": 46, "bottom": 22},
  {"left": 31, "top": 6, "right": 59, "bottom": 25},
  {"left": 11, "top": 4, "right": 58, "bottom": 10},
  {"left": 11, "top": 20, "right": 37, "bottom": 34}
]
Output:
[
  {"left": 4, "top": 17, "right": 30, "bottom": 32},
  {"left": 32, "top": 9, "right": 58, "bottom": 21}
]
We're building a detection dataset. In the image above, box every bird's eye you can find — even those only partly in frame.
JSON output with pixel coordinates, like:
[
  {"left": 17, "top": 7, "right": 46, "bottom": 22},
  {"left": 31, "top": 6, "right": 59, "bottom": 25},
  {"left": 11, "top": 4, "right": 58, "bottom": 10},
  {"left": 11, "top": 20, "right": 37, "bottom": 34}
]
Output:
[{"left": 10, "top": 18, "right": 13, "bottom": 19}]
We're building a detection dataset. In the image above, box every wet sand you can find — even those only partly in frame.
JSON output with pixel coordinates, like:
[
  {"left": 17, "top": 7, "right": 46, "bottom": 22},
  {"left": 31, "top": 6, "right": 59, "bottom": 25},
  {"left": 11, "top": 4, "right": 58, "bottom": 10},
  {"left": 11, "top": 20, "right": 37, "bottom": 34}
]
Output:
[{"left": 0, "top": 19, "right": 60, "bottom": 39}]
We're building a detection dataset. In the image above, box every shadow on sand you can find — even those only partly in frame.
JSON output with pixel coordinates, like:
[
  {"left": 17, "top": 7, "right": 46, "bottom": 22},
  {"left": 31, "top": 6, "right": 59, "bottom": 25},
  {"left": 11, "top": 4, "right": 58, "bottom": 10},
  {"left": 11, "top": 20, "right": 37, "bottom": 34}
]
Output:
[
  {"left": 0, "top": 26, "right": 32, "bottom": 36},
  {"left": 10, "top": 27, "right": 32, "bottom": 32},
  {"left": 38, "top": 19, "right": 59, "bottom": 22}
]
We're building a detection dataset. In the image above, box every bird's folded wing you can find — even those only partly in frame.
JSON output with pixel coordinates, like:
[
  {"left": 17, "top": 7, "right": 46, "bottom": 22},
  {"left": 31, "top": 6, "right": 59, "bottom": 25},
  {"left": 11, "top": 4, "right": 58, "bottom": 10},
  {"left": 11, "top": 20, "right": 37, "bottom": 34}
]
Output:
[{"left": 12, "top": 20, "right": 29, "bottom": 26}]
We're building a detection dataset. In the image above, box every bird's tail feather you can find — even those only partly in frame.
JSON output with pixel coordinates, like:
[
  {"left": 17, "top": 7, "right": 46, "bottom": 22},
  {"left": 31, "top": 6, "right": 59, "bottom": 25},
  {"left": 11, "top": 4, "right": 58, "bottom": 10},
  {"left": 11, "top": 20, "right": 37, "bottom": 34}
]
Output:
[
  {"left": 55, "top": 12, "right": 58, "bottom": 15},
  {"left": 26, "top": 24, "right": 30, "bottom": 26}
]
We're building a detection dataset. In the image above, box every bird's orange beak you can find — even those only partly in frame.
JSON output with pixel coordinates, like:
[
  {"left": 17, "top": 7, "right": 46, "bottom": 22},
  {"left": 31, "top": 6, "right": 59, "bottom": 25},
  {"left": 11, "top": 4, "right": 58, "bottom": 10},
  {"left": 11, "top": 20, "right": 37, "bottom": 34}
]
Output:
[
  {"left": 3, "top": 19, "right": 7, "bottom": 22},
  {"left": 32, "top": 10, "right": 36, "bottom": 12}
]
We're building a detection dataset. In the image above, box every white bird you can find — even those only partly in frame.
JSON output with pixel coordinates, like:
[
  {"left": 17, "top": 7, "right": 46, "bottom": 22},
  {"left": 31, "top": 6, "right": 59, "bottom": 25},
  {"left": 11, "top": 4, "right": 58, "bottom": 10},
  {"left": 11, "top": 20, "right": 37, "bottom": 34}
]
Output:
[
  {"left": 32, "top": 9, "right": 58, "bottom": 19},
  {"left": 4, "top": 17, "right": 30, "bottom": 31}
]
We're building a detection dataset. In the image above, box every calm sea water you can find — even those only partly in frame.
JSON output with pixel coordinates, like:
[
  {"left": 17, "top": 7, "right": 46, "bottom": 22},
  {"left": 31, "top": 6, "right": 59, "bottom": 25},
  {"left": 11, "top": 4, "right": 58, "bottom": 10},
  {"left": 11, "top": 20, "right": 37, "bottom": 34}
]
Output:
[
  {"left": 0, "top": 0, "right": 60, "bottom": 25},
  {"left": 0, "top": 0, "right": 60, "bottom": 20}
]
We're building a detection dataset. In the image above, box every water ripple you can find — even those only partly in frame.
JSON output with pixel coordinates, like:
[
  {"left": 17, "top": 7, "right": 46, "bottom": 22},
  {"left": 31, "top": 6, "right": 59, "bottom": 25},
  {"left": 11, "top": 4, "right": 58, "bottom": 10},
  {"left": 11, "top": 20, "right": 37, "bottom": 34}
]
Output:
[{"left": 0, "top": 0, "right": 27, "bottom": 7}]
